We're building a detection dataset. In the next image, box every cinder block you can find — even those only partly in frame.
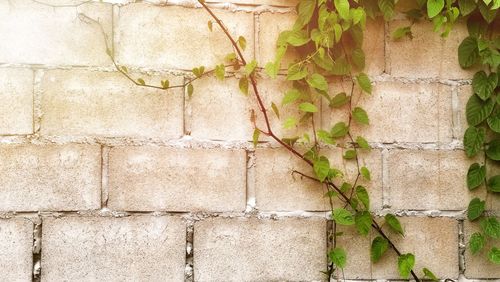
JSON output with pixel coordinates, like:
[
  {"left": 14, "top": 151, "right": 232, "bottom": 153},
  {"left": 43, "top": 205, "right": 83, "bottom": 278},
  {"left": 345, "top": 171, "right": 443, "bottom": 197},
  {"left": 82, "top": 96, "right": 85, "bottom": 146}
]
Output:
[
  {"left": 40, "top": 69, "right": 183, "bottom": 138},
  {"left": 193, "top": 217, "right": 326, "bottom": 281},
  {"left": 388, "top": 20, "right": 475, "bottom": 79},
  {"left": 387, "top": 150, "right": 485, "bottom": 210},
  {"left": 108, "top": 147, "right": 247, "bottom": 212},
  {"left": 0, "top": 218, "right": 33, "bottom": 282},
  {"left": 115, "top": 4, "right": 254, "bottom": 70},
  {"left": 323, "top": 81, "right": 453, "bottom": 143},
  {"left": 464, "top": 220, "right": 500, "bottom": 278},
  {"left": 0, "top": 0, "right": 112, "bottom": 66},
  {"left": 0, "top": 68, "right": 33, "bottom": 135},
  {"left": 42, "top": 216, "right": 186, "bottom": 282},
  {"left": 0, "top": 144, "right": 101, "bottom": 211},
  {"left": 336, "top": 217, "right": 459, "bottom": 279},
  {"left": 254, "top": 148, "right": 382, "bottom": 211}
]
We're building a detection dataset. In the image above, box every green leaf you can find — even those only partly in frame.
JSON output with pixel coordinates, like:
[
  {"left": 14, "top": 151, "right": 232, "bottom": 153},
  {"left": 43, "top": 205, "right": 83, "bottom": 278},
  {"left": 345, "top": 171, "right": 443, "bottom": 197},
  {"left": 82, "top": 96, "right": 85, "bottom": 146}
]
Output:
[
  {"left": 287, "top": 64, "right": 308, "bottom": 81},
  {"left": 392, "top": 26, "right": 412, "bottom": 40},
  {"left": 307, "top": 73, "right": 329, "bottom": 92},
  {"left": 239, "top": 77, "right": 249, "bottom": 95},
  {"left": 356, "top": 136, "right": 370, "bottom": 150},
  {"left": 252, "top": 129, "right": 260, "bottom": 148},
  {"left": 478, "top": 1, "right": 498, "bottom": 23},
  {"left": 481, "top": 217, "right": 500, "bottom": 239},
  {"left": 488, "top": 247, "right": 500, "bottom": 264},
  {"left": 473, "top": 71, "right": 498, "bottom": 100},
  {"left": 466, "top": 95, "right": 495, "bottom": 126},
  {"left": 378, "top": 0, "right": 395, "bottom": 20},
  {"left": 283, "top": 117, "right": 297, "bottom": 129},
  {"left": 353, "top": 107, "right": 370, "bottom": 125},
  {"left": 344, "top": 149, "right": 357, "bottom": 159},
  {"left": 334, "top": 0, "right": 350, "bottom": 19},
  {"left": 299, "top": 102, "right": 318, "bottom": 113},
  {"left": 331, "top": 122, "right": 348, "bottom": 138},
  {"left": 470, "top": 232, "right": 485, "bottom": 255},
  {"left": 215, "top": 64, "right": 225, "bottom": 80},
  {"left": 355, "top": 211, "right": 372, "bottom": 236},
  {"left": 265, "top": 62, "right": 279, "bottom": 79},
  {"left": 161, "top": 79, "right": 169, "bottom": 89},
  {"left": 467, "top": 163, "right": 486, "bottom": 190},
  {"left": 192, "top": 66, "right": 205, "bottom": 78},
  {"left": 487, "top": 108, "right": 500, "bottom": 132},
  {"left": 271, "top": 102, "right": 280, "bottom": 119},
  {"left": 237, "top": 36, "right": 247, "bottom": 51},
  {"left": 385, "top": 214, "right": 404, "bottom": 236},
  {"left": 314, "top": 156, "right": 330, "bottom": 182},
  {"left": 294, "top": 0, "right": 316, "bottom": 29},
  {"left": 356, "top": 185, "right": 370, "bottom": 209},
  {"left": 458, "top": 36, "right": 479, "bottom": 69},
  {"left": 427, "top": 0, "right": 445, "bottom": 18},
  {"left": 330, "top": 92, "right": 350, "bottom": 108},
  {"left": 422, "top": 268, "right": 438, "bottom": 281},
  {"left": 282, "top": 136, "right": 299, "bottom": 146},
  {"left": 245, "top": 60, "right": 258, "bottom": 76},
  {"left": 357, "top": 73, "right": 372, "bottom": 94},
  {"left": 317, "top": 130, "right": 335, "bottom": 145},
  {"left": 486, "top": 139, "right": 500, "bottom": 161},
  {"left": 286, "top": 30, "right": 311, "bottom": 47},
  {"left": 187, "top": 83, "right": 194, "bottom": 98},
  {"left": 464, "top": 126, "right": 486, "bottom": 157},
  {"left": 328, "top": 247, "right": 347, "bottom": 268},
  {"left": 137, "top": 78, "right": 145, "bottom": 85},
  {"left": 458, "top": 0, "right": 476, "bottom": 15},
  {"left": 332, "top": 208, "right": 355, "bottom": 225},
  {"left": 360, "top": 167, "right": 371, "bottom": 181},
  {"left": 352, "top": 48, "right": 366, "bottom": 70},
  {"left": 488, "top": 175, "right": 500, "bottom": 192},
  {"left": 398, "top": 253, "right": 415, "bottom": 279},
  {"left": 207, "top": 20, "right": 213, "bottom": 31},
  {"left": 371, "top": 236, "right": 389, "bottom": 263},
  {"left": 468, "top": 197, "right": 486, "bottom": 221},
  {"left": 282, "top": 89, "right": 301, "bottom": 105}
]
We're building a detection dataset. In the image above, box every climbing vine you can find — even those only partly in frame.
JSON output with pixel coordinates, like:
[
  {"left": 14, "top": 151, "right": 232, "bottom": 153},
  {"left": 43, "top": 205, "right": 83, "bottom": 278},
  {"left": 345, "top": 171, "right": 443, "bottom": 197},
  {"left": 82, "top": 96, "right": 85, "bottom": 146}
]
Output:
[{"left": 33, "top": 0, "right": 500, "bottom": 280}]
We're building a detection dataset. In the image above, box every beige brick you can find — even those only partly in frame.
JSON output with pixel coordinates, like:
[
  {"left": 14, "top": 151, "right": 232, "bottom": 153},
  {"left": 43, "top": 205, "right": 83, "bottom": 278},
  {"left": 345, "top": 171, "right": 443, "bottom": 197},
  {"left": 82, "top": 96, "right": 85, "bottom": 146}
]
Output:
[
  {"left": 0, "top": 68, "right": 33, "bottom": 135},
  {"left": 0, "top": 144, "right": 101, "bottom": 211},
  {"left": 108, "top": 147, "right": 246, "bottom": 212},
  {"left": 40, "top": 69, "right": 183, "bottom": 138},
  {"left": 115, "top": 4, "right": 254, "bottom": 70},
  {"left": 254, "top": 148, "right": 382, "bottom": 211},
  {"left": 0, "top": 0, "right": 112, "bottom": 66},
  {"left": 388, "top": 20, "right": 475, "bottom": 79},
  {"left": 188, "top": 76, "right": 256, "bottom": 140},
  {"left": 206, "top": 0, "right": 298, "bottom": 6},
  {"left": 257, "top": 14, "right": 384, "bottom": 76},
  {"left": 42, "top": 216, "right": 185, "bottom": 282},
  {"left": 387, "top": 150, "right": 485, "bottom": 210},
  {"left": 193, "top": 217, "right": 326, "bottom": 281},
  {"left": 322, "top": 82, "right": 453, "bottom": 143},
  {"left": 464, "top": 220, "right": 500, "bottom": 278},
  {"left": 0, "top": 218, "right": 33, "bottom": 282},
  {"left": 336, "top": 217, "right": 458, "bottom": 279}
]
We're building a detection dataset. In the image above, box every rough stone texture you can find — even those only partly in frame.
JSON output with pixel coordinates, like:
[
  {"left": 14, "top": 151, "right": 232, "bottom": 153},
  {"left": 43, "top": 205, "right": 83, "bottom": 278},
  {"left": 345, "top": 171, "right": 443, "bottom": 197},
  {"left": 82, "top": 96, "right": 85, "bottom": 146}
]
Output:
[
  {"left": 115, "top": 4, "right": 254, "bottom": 70},
  {"left": 336, "top": 217, "right": 459, "bottom": 279},
  {"left": 0, "top": 0, "right": 112, "bottom": 66},
  {"left": 40, "top": 69, "right": 183, "bottom": 138},
  {"left": 387, "top": 150, "right": 485, "bottom": 210},
  {"left": 0, "top": 68, "right": 33, "bottom": 135},
  {"left": 0, "top": 218, "right": 33, "bottom": 282},
  {"left": 255, "top": 147, "right": 383, "bottom": 211},
  {"left": 207, "top": 0, "right": 298, "bottom": 5},
  {"left": 188, "top": 76, "right": 256, "bottom": 140},
  {"left": 42, "top": 216, "right": 186, "bottom": 282},
  {"left": 193, "top": 217, "right": 326, "bottom": 281},
  {"left": 323, "top": 81, "right": 453, "bottom": 143},
  {"left": 108, "top": 147, "right": 247, "bottom": 212},
  {"left": 257, "top": 13, "right": 385, "bottom": 76},
  {"left": 0, "top": 144, "right": 101, "bottom": 211},
  {"left": 388, "top": 20, "right": 475, "bottom": 79},
  {"left": 464, "top": 220, "right": 500, "bottom": 278}
]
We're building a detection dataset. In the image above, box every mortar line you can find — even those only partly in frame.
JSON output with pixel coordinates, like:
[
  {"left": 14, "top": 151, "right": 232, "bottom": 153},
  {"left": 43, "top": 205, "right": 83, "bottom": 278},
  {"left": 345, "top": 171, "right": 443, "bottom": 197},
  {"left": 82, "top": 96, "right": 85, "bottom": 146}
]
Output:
[
  {"left": 458, "top": 219, "right": 466, "bottom": 275},
  {"left": 101, "top": 145, "right": 111, "bottom": 208},
  {"left": 184, "top": 218, "right": 194, "bottom": 282},
  {"left": 245, "top": 149, "right": 256, "bottom": 212},
  {"left": 32, "top": 219, "right": 42, "bottom": 282}
]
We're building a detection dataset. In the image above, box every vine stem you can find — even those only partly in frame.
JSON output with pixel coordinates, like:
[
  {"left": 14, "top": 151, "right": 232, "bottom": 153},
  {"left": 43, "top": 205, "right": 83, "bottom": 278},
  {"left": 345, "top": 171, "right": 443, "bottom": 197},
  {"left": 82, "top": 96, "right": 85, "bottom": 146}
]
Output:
[{"left": 197, "top": 1, "right": 420, "bottom": 280}]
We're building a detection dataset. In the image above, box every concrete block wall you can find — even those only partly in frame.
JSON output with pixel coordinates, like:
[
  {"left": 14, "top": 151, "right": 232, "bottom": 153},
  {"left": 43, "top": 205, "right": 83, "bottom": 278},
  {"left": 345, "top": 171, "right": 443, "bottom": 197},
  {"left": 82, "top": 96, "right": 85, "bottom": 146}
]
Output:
[{"left": 0, "top": 0, "right": 496, "bottom": 281}]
